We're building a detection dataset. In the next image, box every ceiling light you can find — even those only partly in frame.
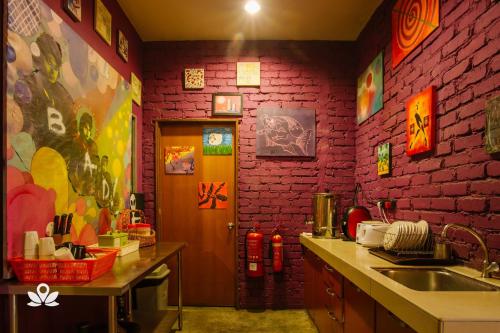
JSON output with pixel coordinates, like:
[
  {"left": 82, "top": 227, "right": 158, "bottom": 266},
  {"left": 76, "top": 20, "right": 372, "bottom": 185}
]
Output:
[{"left": 244, "top": 1, "right": 261, "bottom": 15}]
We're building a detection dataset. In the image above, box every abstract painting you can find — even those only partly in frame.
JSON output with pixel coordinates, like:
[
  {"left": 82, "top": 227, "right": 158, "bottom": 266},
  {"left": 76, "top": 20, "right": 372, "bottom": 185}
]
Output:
[
  {"left": 212, "top": 93, "right": 243, "bottom": 116},
  {"left": 6, "top": 0, "right": 131, "bottom": 260},
  {"left": 63, "top": 0, "right": 81, "bottom": 22},
  {"left": 237, "top": 62, "right": 260, "bottom": 86},
  {"left": 357, "top": 52, "right": 384, "bottom": 124},
  {"left": 392, "top": 0, "right": 439, "bottom": 68},
  {"left": 131, "top": 72, "right": 142, "bottom": 106},
  {"left": 203, "top": 128, "right": 232, "bottom": 155},
  {"left": 256, "top": 108, "right": 315, "bottom": 157},
  {"left": 184, "top": 68, "right": 204, "bottom": 89},
  {"left": 117, "top": 30, "right": 128, "bottom": 62},
  {"left": 377, "top": 143, "right": 391, "bottom": 176},
  {"left": 198, "top": 182, "right": 228, "bottom": 209},
  {"left": 406, "top": 86, "right": 435, "bottom": 156},
  {"left": 94, "top": 0, "right": 112, "bottom": 45},
  {"left": 485, "top": 96, "right": 500, "bottom": 154},
  {"left": 164, "top": 146, "right": 195, "bottom": 174}
]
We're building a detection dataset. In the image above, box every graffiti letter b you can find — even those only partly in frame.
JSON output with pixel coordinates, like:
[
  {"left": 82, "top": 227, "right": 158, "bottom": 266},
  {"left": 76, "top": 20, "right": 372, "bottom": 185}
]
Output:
[{"left": 47, "top": 107, "right": 66, "bottom": 135}]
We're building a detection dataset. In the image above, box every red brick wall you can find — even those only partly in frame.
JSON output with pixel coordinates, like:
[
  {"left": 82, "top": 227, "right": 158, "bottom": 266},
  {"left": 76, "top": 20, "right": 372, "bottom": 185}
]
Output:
[
  {"left": 355, "top": 0, "right": 500, "bottom": 269},
  {"left": 142, "top": 41, "right": 357, "bottom": 308}
]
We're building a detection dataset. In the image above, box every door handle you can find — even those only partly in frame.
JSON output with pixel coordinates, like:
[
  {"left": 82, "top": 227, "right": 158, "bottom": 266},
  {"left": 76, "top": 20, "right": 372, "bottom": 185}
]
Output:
[{"left": 227, "top": 222, "right": 235, "bottom": 230}]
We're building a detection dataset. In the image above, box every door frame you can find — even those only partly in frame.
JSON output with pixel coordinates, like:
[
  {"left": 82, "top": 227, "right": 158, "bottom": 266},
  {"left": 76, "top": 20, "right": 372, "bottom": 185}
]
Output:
[{"left": 154, "top": 118, "right": 240, "bottom": 307}]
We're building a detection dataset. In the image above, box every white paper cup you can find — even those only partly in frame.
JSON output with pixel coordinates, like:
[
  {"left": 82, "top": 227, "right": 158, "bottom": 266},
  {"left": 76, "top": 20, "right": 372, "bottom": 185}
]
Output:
[
  {"left": 24, "top": 231, "right": 39, "bottom": 259},
  {"left": 39, "top": 237, "right": 56, "bottom": 258}
]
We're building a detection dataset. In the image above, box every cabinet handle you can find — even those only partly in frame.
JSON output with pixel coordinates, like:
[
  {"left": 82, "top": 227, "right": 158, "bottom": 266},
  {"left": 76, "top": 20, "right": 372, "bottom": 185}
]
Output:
[
  {"left": 324, "top": 264, "right": 334, "bottom": 273},
  {"left": 327, "top": 311, "right": 344, "bottom": 323},
  {"left": 326, "top": 287, "right": 336, "bottom": 297}
]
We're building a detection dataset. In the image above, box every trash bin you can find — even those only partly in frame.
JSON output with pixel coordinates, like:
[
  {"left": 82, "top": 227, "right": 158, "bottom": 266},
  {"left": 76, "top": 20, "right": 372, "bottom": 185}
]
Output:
[{"left": 134, "top": 264, "right": 170, "bottom": 311}]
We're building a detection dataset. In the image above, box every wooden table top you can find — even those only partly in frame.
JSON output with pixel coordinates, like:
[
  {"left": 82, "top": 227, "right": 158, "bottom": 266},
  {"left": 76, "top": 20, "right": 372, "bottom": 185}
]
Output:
[{"left": 0, "top": 242, "right": 186, "bottom": 296}]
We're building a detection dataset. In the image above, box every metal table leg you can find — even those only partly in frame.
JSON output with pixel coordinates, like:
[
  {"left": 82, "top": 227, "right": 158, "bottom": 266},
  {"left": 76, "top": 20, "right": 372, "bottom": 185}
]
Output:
[
  {"left": 9, "top": 294, "right": 18, "bottom": 333},
  {"left": 108, "top": 296, "right": 117, "bottom": 333},
  {"left": 178, "top": 251, "right": 183, "bottom": 330}
]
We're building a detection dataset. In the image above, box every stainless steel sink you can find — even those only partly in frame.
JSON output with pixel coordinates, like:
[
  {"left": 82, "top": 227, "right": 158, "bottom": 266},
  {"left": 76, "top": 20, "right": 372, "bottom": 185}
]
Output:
[{"left": 374, "top": 268, "right": 500, "bottom": 291}]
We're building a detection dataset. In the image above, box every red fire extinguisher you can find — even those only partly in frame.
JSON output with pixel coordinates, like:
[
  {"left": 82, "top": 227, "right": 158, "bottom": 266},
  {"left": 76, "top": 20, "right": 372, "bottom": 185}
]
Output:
[
  {"left": 271, "top": 225, "right": 283, "bottom": 273},
  {"left": 246, "top": 224, "right": 264, "bottom": 278}
]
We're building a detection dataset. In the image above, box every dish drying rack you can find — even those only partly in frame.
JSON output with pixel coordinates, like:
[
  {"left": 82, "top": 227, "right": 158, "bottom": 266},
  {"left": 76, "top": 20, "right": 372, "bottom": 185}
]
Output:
[{"left": 383, "top": 233, "right": 434, "bottom": 257}]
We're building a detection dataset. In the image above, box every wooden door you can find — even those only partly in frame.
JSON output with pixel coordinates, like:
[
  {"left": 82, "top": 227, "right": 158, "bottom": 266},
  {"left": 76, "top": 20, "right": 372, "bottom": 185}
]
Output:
[{"left": 156, "top": 121, "right": 237, "bottom": 306}]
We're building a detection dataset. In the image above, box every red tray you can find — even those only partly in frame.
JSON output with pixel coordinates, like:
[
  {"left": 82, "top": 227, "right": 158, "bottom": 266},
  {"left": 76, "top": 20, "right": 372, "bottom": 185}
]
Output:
[{"left": 9, "top": 248, "right": 118, "bottom": 283}]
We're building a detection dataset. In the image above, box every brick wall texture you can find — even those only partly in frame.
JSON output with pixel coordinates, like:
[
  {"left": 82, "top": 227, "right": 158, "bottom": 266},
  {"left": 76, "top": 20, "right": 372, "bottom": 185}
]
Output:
[
  {"left": 142, "top": 0, "right": 499, "bottom": 308},
  {"left": 355, "top": 0, "right": 500, "bottom": 271}
]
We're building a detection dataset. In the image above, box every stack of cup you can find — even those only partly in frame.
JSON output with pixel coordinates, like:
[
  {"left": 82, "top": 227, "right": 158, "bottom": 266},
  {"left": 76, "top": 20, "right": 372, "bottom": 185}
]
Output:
[
  {"left": 39, "top": 237, "right": 56, "bottom": 260},
  {"left": 24, "top": 231, "right": 39, "bottom": 259}
]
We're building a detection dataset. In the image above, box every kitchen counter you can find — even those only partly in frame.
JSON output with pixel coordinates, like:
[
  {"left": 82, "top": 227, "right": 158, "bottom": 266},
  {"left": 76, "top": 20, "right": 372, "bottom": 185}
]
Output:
[{"left": 300, "top": 234, "right": 500, "bottom": 333}]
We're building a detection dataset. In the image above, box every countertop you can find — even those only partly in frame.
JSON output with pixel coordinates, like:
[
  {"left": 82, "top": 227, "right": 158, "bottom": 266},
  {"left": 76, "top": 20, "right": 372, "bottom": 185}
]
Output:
[
  {"left": 0, "top": 242, "right": 186, "bottom": 296},
  {"left": 300, "top": 235, "right": 500, "bottom": 333}
]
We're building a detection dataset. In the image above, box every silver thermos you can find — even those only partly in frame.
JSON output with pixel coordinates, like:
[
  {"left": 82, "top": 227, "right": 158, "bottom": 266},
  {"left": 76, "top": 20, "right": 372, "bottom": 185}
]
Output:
[{"left": 308, "top": 192, "right": 339, "bottom": 238}]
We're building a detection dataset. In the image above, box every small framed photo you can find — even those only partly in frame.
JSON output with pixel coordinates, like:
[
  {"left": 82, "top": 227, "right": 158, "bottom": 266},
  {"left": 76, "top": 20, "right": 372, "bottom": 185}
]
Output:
[
  {"left": 184, "top": 68, "right": 204, "bottom": 89},
  {"left": 117, "top": 30, "right": 128, "bottom": 62},
  {"left": 377, "top": 143, "right": 391, "bottom": 176},
  {"left": 94, "top": 0, "right": 112, "bottom": 46},
  {"left": 212, "top": 93, "right": 243, "bottom": 116},
  {"left": 131, "top": 72, "right": 142, "bottom": 106},
  {"left": 63, "top": 0, "right": 82, "bottom": 22},
  {"left": 237, "top": 62, "right": 260, "bottom": 86}
]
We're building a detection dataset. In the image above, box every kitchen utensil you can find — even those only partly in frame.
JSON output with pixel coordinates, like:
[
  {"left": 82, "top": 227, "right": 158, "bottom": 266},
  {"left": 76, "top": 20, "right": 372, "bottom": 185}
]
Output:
[
  {"left": 24, "top": 231, "right": 39, "bottom": 259},
  {"left": 341, "top": 184, "right": 372, "bottom": 241},
  {"left": 59, "top": 214, "right": 68, "bottom": 234},
  {"left": 53, "top": 215, "right": 60, "bottom": 234},
  {"left": 39, "top": 237, "right": 56, "bottom": 259},
  {"left": 71, "top": 245, "right": 86, "bottom": 259},
  {"left": 310, "top": 192, "right": 339, "bottom": 238},
  {"left": 356, "top": 221, "right": 390, "bottom": 247},
  {"left": 65, "top": 213, "right": 73, "bottom": 234}
]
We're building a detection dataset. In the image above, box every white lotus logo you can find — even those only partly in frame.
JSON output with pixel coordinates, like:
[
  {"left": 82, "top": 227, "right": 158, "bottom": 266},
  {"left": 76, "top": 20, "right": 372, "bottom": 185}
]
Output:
[{"left": 27, "top": 283, "right": 59, "bottom": 307}]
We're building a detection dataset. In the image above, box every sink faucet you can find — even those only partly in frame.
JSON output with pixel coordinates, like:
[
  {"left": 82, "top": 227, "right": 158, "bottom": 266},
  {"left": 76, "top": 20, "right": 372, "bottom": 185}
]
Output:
[{"left": 439, "top": 224, "right": 499, "bottom": 278}]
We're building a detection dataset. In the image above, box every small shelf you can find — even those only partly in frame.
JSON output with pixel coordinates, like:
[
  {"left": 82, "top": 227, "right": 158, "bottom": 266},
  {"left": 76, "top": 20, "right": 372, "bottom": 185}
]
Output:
[{"left": 132, "top": 309, "right": 179, "bottom": 332}]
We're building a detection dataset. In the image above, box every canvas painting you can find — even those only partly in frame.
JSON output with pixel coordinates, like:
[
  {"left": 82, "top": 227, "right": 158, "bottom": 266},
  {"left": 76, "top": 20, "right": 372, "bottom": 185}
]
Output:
[
  {"left": 164, "top": 146, "right": 195, "bottom": 174},
  {"left": 357, "top": 52, "right": 384, "bottom": 124},
  {"left": 198, "top": 182, "right": 228, "bottom": 209},
  {"left": 203, "top": 128, "right": 232, "bottom": 155},
  {"left": 94, "top": 0, "right": 112, "bottom": 45},
  {"left": 117, "top": 30, "right": 128, "bottom": 62},
  {"left": 5, "top": 0, "right": 132, "bottom": 259},
  {"left": 256, "top": 108, "right": 315, "bottom": 157},
  {"left": 212, "top": 93, "right": 243, "bottom": 116},
  {"left": 184, "top": 68, "right": 204, "bottom": 89},
  {"left": 392, "top": 0, "right": 439, "bottom": 68},
  {"left": 406, "top": 86, "right": 435, "bottom": 156},
  {"left": 377, "top": 143, "right": 391, "bottom": 176},
  {"left": 131, "top": 72, "right": 142, "bottom": 106},
  {"left": 485, "top": 96, "right": 500, "bottom": 154},
  {"left": 63, "top": 0, "right": 82, "bottom": 22},
  {"left": 237, "top": 62, "right": 260, "bottom": 86}
]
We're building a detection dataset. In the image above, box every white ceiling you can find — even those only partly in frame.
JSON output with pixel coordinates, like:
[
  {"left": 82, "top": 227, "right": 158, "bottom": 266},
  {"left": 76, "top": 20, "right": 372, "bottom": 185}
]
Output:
[{"left": 117, "top": 0, "right": 383, "bottom": 41}]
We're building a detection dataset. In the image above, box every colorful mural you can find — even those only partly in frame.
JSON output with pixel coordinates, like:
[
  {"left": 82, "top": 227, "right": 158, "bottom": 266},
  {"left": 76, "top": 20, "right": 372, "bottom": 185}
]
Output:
[
  {"left": 356, "top": 52, "right": 384, "bottom": 124},
  {"left": 406, "top": 86, "right": 435, "bottom": 156},
  {"left": 6, "top": 0, "right": 132, "bottom": 258}
]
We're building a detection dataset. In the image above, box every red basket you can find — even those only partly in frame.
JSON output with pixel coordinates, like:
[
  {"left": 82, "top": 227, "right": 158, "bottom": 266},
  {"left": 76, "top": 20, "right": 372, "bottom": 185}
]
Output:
[{"left": 9, "top": 248, "right": 118, "bottom": 283}]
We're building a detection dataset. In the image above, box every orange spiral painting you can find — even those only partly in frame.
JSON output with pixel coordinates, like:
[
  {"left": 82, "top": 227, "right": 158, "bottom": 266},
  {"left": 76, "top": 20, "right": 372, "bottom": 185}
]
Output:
[{"left": 392, "top": 0, "right": 439, "bottom": 68}]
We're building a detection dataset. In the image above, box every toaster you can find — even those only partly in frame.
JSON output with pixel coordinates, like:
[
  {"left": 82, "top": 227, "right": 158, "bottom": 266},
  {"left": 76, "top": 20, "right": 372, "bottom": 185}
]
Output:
[{"left": 356, "top": 221, "right": 390, "bottom": 247}]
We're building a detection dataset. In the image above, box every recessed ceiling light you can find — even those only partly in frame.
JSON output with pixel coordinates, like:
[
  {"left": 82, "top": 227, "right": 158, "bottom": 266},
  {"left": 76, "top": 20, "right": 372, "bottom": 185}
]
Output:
[{"left": 244, "top": 1, "right": 261, "bottom": 15}]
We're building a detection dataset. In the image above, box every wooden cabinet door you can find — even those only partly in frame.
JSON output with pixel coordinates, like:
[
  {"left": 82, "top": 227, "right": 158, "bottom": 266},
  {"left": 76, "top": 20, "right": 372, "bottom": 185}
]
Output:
[
  {"left": 304, "top": 249, "right": 316, "bottom": 316},
  {"left": 375, "top": 303, "right": 416, "bottom": 333},
  {"left": 344, "top": 280, "right": 375, "bottom": 333}
]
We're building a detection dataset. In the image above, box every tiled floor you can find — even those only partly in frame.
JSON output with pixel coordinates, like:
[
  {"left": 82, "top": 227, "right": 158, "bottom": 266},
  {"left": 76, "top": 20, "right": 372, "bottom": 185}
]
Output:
[{"left": 168, "top": 307, "right": 318, "bottom": 333}]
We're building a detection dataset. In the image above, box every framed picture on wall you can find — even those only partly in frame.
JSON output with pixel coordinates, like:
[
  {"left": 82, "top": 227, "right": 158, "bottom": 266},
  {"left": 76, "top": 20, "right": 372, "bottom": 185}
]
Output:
[
  {"left": 212, "top": 93, "right": 243, "bottom": 116},
  {"left": 184, "top": 68, "right": 205, "bottom": 89},
  {"left": 63, "top": 0, "right": 82, "bottom": 22},
  {"left": 94, "top": 0, "right": 112, "bottom": 45},
  {"left": 356, "top": 52, "right": 383, "bottom": 124},
  {"left": 485, "top": 96, "right": 500, "bottom": 154},
  {"left": 117, "top": 30, "right": 128, "bottom": 62},
  {"left": 237, "top": 62, "right": 260, "bottom": 86},
  {"left": 406, "top": 86, "right": 436, "bottom": 156},
  {"left": 131, "top": 72, "right": 142, "bottom": 106},
  {"left": 377, "top": 143, "right": 391, "bottom": 176}
]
